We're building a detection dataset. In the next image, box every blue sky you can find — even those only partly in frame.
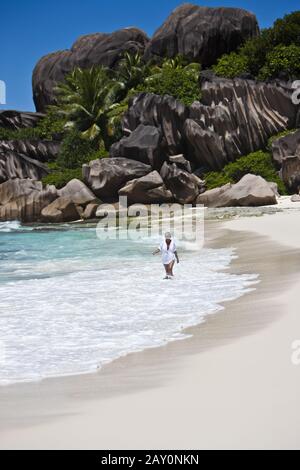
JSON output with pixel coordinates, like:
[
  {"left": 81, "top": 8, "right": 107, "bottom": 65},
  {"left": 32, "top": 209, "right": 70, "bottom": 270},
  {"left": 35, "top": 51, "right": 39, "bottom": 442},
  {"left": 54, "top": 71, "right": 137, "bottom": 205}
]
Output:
[{"left": 0, "top": 0, "right": 299, "bottom": 111}]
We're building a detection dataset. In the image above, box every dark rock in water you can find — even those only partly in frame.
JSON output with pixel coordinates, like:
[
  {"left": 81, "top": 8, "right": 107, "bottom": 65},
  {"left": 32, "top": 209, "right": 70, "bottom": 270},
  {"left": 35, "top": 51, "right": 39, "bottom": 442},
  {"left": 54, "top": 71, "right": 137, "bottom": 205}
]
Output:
[
  {"left": 144, "top": 4, "right": 259, "bottom": 66},
  {"left": 0, "top": 140, "right": 60, "bottom": 163},
  {"left": 0, "top": 110, "right": 44, "bottom": 130},
  {"left": 41, "top": 196, "right": 81, "bottom": 223},
  {"left": 82, "top": 157, "right": 151, "bottom": 201},
  {"left": 118, "top": 171, "right": 173, "bottom": 204},
  {"left": 197, "top": 174, "right": 277, "bottom": 208},
  {"left": 58, "top": 179, "right": 98, "bottom": 206},
  {"left": 33, "top": 28, "right": 149, "bottom": 112},
  {"left": 0, "top": 179, "right": 57, "bottom": 222},
  {"left": 281, "top": 156, "right": 300, "bottom": 193},
  {"left": 160, "top": 162, "right": 200, "bottom": 204},
  {"left": 271, "top": 130, "right": 300, "bottom": 168},
  {"left": 110, "top": 124, "right": 163, "bottom": 168},
  {"left": 0, "top": 150, "right": 49, "bottom": 183}
]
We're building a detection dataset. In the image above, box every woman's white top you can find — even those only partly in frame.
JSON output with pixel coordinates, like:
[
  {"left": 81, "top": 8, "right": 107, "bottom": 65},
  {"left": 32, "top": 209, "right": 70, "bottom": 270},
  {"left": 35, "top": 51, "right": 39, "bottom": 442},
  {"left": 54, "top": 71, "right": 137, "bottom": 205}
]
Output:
[{"left": 159, "top": 240, "right": 177, "bottom": 265}]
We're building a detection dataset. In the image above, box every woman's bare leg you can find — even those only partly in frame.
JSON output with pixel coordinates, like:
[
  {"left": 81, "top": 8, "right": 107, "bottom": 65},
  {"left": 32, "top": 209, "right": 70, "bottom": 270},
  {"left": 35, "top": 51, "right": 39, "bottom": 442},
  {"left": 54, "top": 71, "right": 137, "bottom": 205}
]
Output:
[{"left": 169, "top": 260, "right": 175, "bottom": 276}]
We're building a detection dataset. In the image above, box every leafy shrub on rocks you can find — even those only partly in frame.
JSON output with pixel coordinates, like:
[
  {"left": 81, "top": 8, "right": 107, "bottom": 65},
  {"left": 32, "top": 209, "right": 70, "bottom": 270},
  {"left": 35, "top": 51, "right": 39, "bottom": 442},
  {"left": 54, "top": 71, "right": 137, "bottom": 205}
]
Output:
[
  {"left": 56, "top": 130, "right": 99, "bottom": 169},
  {"left": 213, "top": 11, "right": 300, "bottom": 80},
  {"left": 0, "top": 109, "right": 65, "bottom": 141},
  {"left": 258, "top": 44, "right": 300, "bottom": 80},
  {"left": 42, "top": 132, "right": 109, "bottom": 188},
  {"left": 204, "top": 151, "right": 287, "bottom": 194},
  {"left": 213, "top": 52, "right": 250, "bottom": 79},
  {"left": 42, "top": 164, "right": 83, "bottom": 189},
  {"left": 134, "top": 66, "right": 201, "bottom": 106}
]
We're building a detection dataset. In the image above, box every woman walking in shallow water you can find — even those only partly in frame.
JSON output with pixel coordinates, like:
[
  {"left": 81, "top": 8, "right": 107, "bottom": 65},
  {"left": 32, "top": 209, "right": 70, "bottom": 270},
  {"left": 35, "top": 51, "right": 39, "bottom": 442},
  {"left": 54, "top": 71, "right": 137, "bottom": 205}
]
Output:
[{"left": 153, "top": 232, "right": 179, "bottom": 279}]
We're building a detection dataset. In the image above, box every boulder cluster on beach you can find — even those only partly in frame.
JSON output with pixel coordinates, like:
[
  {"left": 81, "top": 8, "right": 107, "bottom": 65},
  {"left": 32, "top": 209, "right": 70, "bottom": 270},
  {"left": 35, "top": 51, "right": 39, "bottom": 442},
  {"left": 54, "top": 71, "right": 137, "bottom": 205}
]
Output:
[{"left": 0, "top": 3, "right": 300, "bottom": 223}]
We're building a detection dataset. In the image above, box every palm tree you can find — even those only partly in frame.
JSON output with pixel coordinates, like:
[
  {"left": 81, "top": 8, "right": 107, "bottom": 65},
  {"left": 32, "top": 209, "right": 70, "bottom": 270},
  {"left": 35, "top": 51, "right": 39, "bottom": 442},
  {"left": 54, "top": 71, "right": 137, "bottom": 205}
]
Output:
[
  {"left": 116, "top": 51, "right": 149, "bottom": 93},
  {"left": 146, "top": 55, "right": 201, "bottom": 84},
  {"left": 51, "top": 66, "right": 125, "bottom": 148}
]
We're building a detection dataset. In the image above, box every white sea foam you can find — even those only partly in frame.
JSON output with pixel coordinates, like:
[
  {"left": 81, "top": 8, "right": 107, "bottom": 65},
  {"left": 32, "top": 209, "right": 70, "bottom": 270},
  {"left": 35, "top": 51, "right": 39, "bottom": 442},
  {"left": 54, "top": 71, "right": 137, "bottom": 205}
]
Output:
[
  {"left": 0, "top": 226, "right": 258, "bottom": 385},
  {"left": 0, "top": 221, "right": 23, "bottom": 232}
]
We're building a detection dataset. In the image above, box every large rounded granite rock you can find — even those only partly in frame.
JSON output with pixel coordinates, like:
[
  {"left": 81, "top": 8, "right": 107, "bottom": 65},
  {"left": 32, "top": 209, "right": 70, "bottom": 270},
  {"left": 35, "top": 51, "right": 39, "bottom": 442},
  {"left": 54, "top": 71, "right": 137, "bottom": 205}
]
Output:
[
  {"left": 271, "top": 130, "right": 300, "bottom": 168},
  {"left": 160, "top": 162, "right": 202, "bottom": 204},
  {"left": 197, "top": 174, "right": 277, "bottom": 208},
  {"left": 82, "top": 157, "right": 151, "bottom": 201},
  {"left": 41, "top": 196, "right": 81, "bottom": 223},
  {"left": 144, "top": 4, "right": 259, "bottom": 66},
  {"left": 281, "top": 156, "right": 300, "bottom": 193},
  {"left": 118, "top": 171, "right": 173, "bottom": 204},
  {"left": 110, "top": 124, "right": 163, "bottom": 168},
  {"left": 0, "top": 179, "right": 58, "bottom": 222},
  {"left": 33, "top": 28, "right": 149, "bottom": 112},
  {"left": 58, "top": 179, "right": 98, "bottom": 206}
]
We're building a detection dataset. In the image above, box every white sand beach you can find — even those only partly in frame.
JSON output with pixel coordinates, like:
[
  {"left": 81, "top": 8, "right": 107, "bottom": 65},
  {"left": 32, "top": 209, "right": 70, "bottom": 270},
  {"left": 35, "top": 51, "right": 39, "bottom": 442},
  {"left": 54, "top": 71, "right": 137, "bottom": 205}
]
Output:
[{"left": 1, "top": 208, "right": 300, "bottom": 450}]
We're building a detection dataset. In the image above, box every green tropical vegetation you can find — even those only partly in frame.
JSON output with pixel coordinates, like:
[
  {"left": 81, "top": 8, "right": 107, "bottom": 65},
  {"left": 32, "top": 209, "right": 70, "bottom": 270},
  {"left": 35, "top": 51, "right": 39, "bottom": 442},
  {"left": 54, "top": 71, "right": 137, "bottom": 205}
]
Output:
[
  {"left": 42, "top": 164, "right": 84, "bottom": 189},
  {"left": 134, "top": 59, "right": 201, "bottom": 106},
  {"left": 42, "top": 129, "right": 109, "bottom": 189},
  {"left": 213, "top": 11, "right": 300, "bottom": 80},
  {"left": 0, "top": 109, "right": 65, "bottom": 141},
  {"left": 204, "top": 151, "right": 287, "bottom": 195},
  {"left": 50, "top": 66, "right": 126, "bottom": 148}
]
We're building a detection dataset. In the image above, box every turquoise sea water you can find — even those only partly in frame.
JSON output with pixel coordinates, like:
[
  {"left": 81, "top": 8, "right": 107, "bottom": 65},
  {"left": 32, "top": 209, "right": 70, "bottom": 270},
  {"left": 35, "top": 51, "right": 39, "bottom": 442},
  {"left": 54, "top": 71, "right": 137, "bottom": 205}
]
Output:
[{"left": 0, "top": 221, "right": 258, "bottom": 385}]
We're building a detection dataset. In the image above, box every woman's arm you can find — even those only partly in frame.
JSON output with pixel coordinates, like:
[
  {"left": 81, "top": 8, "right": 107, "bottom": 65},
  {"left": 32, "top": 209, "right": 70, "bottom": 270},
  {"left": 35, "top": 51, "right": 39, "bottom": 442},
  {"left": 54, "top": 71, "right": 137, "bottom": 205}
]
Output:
[{"left": 174, "top": 250, "right": 179, "bottom": 263}]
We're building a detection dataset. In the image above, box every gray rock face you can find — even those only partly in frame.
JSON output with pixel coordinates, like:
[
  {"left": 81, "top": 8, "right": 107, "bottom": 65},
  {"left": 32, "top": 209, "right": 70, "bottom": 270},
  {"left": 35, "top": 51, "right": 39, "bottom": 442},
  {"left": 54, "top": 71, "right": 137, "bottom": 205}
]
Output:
[
  {"left": 110, "top": 124, "right": 163, "bottom": 168},
  {"left": 186, "top": 78, "right": 298, "bottom": 170},
  {"left": 160, "top": 162, "right": 200, "bottom": 204},
  {"left": 41, "top": 196, "right": 81, "bottom": 223},
  {"left": 0, "top": 179, "right": 57, "bottom": 222},
  {"left": 0, "top": 140, "right": 60, "bottom": 163},
  {"left": 269, "top": 182, "right": 279, "bottom": 197},
  {"left": 118, "top": 171, "right": 173, "bottom": 204},
  {"left": 271, "top": 130, "right": 300, "bottom": 168},
  {"left": 0, "top": 110, "right": 44, "bottom": 130},
  {"left": 144, "top": 4, "right": 259, "bottom": 66},
  {"left": 33, "top": 28, "right": 149, "bottom": 112},
  {"left": 281, "top": 156, "right": 300, "bottom": 193},
  {"left": 82, "top": 203, "right": 99, "bottom": 220},
  {"left": 197, "top": 174, "right": 277, "bottom": 208},
  {"left": 120, "top": 93, "right": 189, "bottom": 160},
  {"left": 0, "top": 140, "right": 60, "bottom": 183},
  {"left": 169, "top": 154, "right": 192, "bottom": 173},
  {"left": 58, "top": 179, "right": 98, "bottom": 206},
  {"left": 114, "top": 78, "right": 298, "bottom": 174},
  {"left": 111, "top": 93, "right": 191, "bottom": 182},
  {"left": 82, "top": 157, "right": 151, "bottom": 201},
  {"left": 183, "top": 118, "right": 226, "bottom": 171},
  {"left": 0, "top": 151, "right": 49, "bottom": 183}
]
